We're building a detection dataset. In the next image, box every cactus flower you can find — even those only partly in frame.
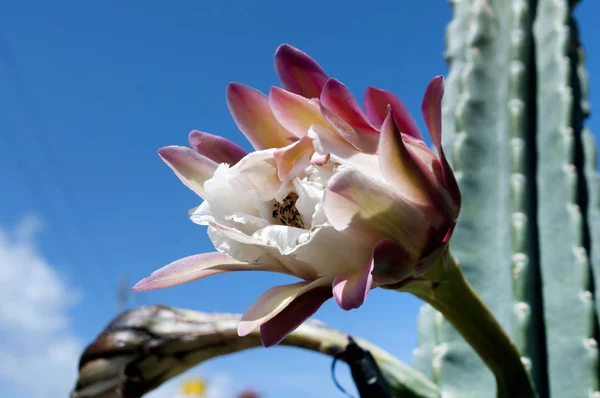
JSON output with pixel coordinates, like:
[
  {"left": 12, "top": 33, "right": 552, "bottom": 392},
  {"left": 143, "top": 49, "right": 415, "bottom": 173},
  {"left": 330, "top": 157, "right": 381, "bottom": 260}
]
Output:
[{"left": 133, "top": 44, "right": 460, "bottom": 347}]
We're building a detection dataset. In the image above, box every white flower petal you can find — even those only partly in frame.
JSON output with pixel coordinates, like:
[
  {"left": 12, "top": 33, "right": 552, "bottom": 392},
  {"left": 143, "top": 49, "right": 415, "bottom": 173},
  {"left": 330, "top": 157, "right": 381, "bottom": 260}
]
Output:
[
  {"left": 189, "top": 202, "right": 214, "bottom": 225},
  {"left": 230, "top": 149, "right": 282, "bottom": 201},
  {"left": 203, "top": 164, "right": 260, "bottom": 220},
  {"left": 292, "top": 177, "right": 324, "bottom": 228},
  {"left": 307, "top": 125, "right": 383, "bottom": 184},
  {"left": 312, "top": 202, "right": 328, "bottom": 226},
  {"left": 204, "top": 151, "right": 283, "bottom": 223},
  {"left": 227, "top": 213, "right": 271, "bottom": 228},
  {"left": 253, "top": 225, "right": 372, "bottom": 278},
  {"left": 191, "top": 202, "right": 267, "bottom": 236},
  {"left": 252, "top": 225, "right": 309, "bottom": 255},
  {"left": 208, "top": 222, "right": 317, "bottom": 280}
]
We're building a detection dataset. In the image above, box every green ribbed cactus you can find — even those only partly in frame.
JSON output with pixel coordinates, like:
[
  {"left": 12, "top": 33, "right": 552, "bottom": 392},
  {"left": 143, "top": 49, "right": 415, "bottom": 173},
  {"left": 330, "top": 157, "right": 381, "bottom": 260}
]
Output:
[{"left": 413, "top": 0, "right": 599, "bottom": 396}]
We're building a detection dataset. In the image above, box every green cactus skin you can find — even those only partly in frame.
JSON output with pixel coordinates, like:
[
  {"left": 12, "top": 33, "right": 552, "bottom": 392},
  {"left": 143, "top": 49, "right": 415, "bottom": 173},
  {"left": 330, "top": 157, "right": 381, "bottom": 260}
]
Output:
[
  {"left": 583, "top": 124, "right": 600, "bottom": 362},
  {"left": 431, "top": 0, "right": 517, "bottom": 395},
  {"left": 533, "top": 0, "right": 599, "bottom": 396},
  {"left": 583, "top": 123, "right": 600, "bottom": 368},
  {"left": 577, "top": 7, "right": 600, "bottom": 359},
  {"left": 508, "top": 0, "right": 547, "bottom": 395},
  {"left": 441, "top": 0, "right": 472, "bottom": 152}
]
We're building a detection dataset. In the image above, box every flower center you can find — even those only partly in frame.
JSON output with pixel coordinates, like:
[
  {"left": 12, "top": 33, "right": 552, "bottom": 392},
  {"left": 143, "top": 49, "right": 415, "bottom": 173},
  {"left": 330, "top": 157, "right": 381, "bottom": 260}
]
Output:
[{"left": 272, "top": 193, "right": 305, "bottom": 229}]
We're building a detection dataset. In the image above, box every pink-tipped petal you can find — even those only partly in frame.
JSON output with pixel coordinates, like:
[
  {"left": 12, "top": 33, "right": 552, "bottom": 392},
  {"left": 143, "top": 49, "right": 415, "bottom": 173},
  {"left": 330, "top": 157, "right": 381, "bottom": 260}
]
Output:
[
  {"left": 320, "top": 79, "right": 379, "bottom": 153},
  {"left": 238, "top": 279, "right": 327, "bottom": 337},
  {"left": 274, "top": 135, "right": 315, "bottom": 182},
  {"left": 379, "top": 112, "right": 453, "bottom": 227},
  {"left": 379, "top": 112, "right": 433, "bottom": 199},
  {"left": 323, "top": 168, "right": 430, "bottom": 255},
  {"left": 317, "top": 104, "right": 374, "bottom": 153},
  {"left": 188, "top": 130, "right": 247, "bottom": 165},
  {"left": 421, "top": 76, "right": 461, "bottom": 214},
  {"left": 308, "top": 124, "right": 357, "bottom": 157},
  {"left": 259, "top": 286, "right": 332, "bottom": 347},
  {"left": 441, "top": 153, "right": 461, "bottom": 215},
  {"left": 320, "top": 79, "right": 378, "bottom": 133},
  {"left": 421, "top": 76, "right": 445, "bottom": 149},
  {"left": 158, "top": 146, "right": 218, "bottom": 198},
  {"left": 227, "top": 83, "right": 296, "bottom": 150},
  {"left": 364, "top": 86, "right": 422, "bottom": 140},
  {"left": 332, "top": 261, "right": 373, "bottom": 311},
  {"left": 269, "top": 87, "right": 329, "bottom": 137},
  {"left": 131, "top": 252, "right": 267, "bottom": 291},
  {"left": 274, "top": 44, "right": 329, "bottom": 99}
]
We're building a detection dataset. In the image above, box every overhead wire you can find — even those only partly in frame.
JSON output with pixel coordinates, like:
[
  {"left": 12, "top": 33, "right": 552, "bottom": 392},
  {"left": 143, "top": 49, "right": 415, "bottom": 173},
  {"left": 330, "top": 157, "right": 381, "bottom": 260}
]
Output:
[{"left": 0, "top": 22, "right": 105, "bottom": 285}]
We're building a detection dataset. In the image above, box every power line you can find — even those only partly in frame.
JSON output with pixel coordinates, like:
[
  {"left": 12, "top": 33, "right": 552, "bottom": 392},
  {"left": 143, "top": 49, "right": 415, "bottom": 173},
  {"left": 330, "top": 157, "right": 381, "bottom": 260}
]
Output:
[{"left": 0, "top": 23, "right": 103, "bottom": 278}]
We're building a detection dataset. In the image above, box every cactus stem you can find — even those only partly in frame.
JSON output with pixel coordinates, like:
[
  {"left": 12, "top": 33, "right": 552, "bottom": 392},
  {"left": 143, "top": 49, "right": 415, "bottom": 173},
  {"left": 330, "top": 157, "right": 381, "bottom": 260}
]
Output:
[{"left": 398, "top": 252, "right": 536, "bottom": 398}]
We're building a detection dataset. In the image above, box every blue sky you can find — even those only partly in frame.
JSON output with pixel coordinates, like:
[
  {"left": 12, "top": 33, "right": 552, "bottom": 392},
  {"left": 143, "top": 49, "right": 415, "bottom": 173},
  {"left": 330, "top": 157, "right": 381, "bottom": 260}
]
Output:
[{"left": 1, "top": 1, "right": 599, "bottom": 397}]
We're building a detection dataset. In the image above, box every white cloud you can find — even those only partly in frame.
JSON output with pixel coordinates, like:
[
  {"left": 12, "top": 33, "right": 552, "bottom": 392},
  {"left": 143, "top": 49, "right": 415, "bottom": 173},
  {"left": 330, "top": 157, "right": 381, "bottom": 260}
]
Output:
[{"left": 0, "top": 216, "right": 83, "bottom": 398}]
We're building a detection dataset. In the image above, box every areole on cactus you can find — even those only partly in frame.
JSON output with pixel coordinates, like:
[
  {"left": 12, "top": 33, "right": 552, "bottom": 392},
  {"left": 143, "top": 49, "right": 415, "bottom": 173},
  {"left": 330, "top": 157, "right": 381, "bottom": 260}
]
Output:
[{"left": 133, "top": 44, "right": 459, "bottom": 347}]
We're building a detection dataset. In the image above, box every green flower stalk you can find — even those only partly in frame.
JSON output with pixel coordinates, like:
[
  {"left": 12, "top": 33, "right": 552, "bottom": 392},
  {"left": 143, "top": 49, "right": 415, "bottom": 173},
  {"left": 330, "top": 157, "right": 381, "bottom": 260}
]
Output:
[{"left": 394, "top": 251, "right": 536, "bottom": 398}]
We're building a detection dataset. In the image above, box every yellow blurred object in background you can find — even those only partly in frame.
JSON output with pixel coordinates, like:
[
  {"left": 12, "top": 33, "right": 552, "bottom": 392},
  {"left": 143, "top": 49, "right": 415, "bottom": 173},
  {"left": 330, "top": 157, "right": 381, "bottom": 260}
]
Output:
[{"left": 180, "top": 378, "right": 206, "bottom": 396}]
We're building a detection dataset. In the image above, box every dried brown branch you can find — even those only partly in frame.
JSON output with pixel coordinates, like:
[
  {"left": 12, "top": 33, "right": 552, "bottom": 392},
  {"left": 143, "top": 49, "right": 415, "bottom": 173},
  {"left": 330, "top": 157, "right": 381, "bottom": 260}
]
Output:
[{"left": 71, "top": 305, "right": 439, "bottom": 398}]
